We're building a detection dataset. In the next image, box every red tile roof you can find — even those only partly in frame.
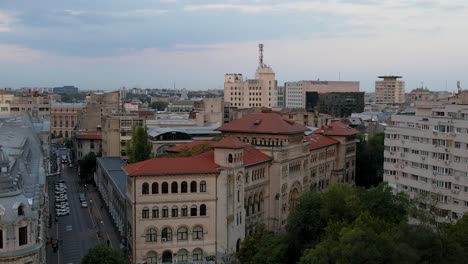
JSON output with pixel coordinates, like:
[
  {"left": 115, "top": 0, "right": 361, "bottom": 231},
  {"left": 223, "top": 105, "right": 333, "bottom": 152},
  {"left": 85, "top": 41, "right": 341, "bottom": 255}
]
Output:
[
  {"left": 166, "top": 140, "right": 272, "bottom": 167},
  {"left": 211, "top": 137, "right": 246, "bottom": 149},
  {"left": 314, "top": 120, "right": 359, "bottom": 136},
  {"left": 124, "top": 153, "right": 219, "bottom": 177},
  {"left": 216, "top": 113, "right": 309, "bottom": 134},
  {"left": 304, "top": 134, "right": 339, "bottom": 150}
]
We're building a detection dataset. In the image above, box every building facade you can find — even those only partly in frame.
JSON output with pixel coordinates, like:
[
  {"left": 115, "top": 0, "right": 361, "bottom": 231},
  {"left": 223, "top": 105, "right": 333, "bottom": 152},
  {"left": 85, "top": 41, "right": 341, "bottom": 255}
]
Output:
[
  {"left": 305, "top": 92, "right": 365, "bottom": 118},
  {"left": 384, "top": 99, "right": 468, "bottom": 222},
  {"left": 95, "top": 157, "right": 128, "bottom": 238},
  {"left": 124, "top": 113, "right": 358, "bottom": 264},
  {"left": 73, "top": 129, "right": 102, "bottom": 160},
  {"left": 101, "top": 113, "right": 145, "bottom": 159},
  {"left": 0, "top": 115, "right": 47, "bottom": 264},
  {"left": 375, "top": 76, "right": 405, "bottom": 107},
  {"left": 285, "top": 80, "right": 360, "bottom": 109},
  {"left": 0, "top": 91, "right": 53, "bottom": 118},
  {"left": 77, "top": 91, "right": 120, "bottom": 130},
  {"left": 224, "top": 45, "right": 278, "bottom": 109},
  {"left": 50, "top": 102, "right": 85, "bottom": 139},
  {"left": 52, "top": 86, "right": 78, "bottom": 94}
]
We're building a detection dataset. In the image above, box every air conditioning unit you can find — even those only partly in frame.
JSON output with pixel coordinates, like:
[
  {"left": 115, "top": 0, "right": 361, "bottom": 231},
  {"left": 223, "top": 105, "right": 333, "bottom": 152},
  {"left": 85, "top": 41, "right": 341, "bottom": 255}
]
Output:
[
  {"left": 400, "top": 165, "right": 404, "bottom": 169},
  {"left": 445, "top": 148, "right": 450, "bottom": 152},
  {"left": 455, "top": 175, "right": 460, "bottom": 180},
  {"left": 422, "top": 156, "right": 426, "bottom": 160},
  {"left": 401, "top": 140, "right": 405, "bottom": 144},
  {"left": 401, "top": 153, "right": 405, "bottom": 157},
  {"left": 390, "top": 152, "right": 394, "bottom": 155},
  {"left": 445, "top": 161, "right": 450, "bottom": 165},
  {"left": 433, "top": 172, "right": 437, "bottom": 176}
]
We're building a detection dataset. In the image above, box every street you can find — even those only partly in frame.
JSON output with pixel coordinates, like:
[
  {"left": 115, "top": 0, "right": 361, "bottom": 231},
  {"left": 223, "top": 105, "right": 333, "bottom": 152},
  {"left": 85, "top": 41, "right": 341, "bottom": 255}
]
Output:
[{"left": 46, "top": 147, "right": 121, "bottom": 264}]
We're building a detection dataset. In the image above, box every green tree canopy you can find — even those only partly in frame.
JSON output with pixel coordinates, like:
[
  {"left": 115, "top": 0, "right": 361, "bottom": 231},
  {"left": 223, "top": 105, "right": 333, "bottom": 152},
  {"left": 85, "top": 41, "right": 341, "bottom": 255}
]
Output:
[
  {"left": 237, "top": 224, "right": 287, "bottom": 264},
  {"left": 149, "top": 101, "right": 169, "bottom": 111},
  {"left": 79, "top": 152, "right": 99, "bottom": 183},
  {"left": 81, "top": 244, "right": 125, "bottom": 264},
  {"left": 126, "top": 126, "right": 152, "bottom": 163},
  {"left": 355, "top": 132, "right": 384, "bottom": 187}
]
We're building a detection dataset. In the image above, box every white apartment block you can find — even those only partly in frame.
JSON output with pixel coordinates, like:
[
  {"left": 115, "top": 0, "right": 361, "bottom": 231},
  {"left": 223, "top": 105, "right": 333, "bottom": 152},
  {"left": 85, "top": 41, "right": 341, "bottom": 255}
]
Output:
[
  {"left": 285, "top": 80, "right": 360, "bottom": 109},
  {"left": 384, "top": 102, "right": 468, "bottom": 222},
  {"left": 224, "top": 44, "right": 278, "bottom": 109},
  {"left": 375, "top": 76, "right": 405, "bottom": 106}
]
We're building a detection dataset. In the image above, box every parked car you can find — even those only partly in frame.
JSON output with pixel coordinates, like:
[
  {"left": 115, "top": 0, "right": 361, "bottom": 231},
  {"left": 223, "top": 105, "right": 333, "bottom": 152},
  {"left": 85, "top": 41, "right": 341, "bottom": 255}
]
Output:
[
  {"left": 55, "top": 197, "right": 67, "bottom": 202},
  {"left": 56, "top": 204, "right": 68, "bottom": 210},
  {"left": 69, "top": 163, "right": 73, "bottom": 168},
  {"left": 56, "top": 211, "right": 69, "bottom": 217},
  {"left": 56, "top": 180, "right": 65, "bottom": 184},
  {"left": 81, "top": 201, "right": 88, "bottom": 208}
]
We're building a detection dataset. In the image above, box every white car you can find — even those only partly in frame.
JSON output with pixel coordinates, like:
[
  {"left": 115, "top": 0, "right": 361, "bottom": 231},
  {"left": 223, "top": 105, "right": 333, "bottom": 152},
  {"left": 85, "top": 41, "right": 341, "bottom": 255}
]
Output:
[
  {"left": 56, "top": 211, "right": 69, "bottom": 216},
  {"left": 81, "top": 202, "right": 88, "bottom": 208}
]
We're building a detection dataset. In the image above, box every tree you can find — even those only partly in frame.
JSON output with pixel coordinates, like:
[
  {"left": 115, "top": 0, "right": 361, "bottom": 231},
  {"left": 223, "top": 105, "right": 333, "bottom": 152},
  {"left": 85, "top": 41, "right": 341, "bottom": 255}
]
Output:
[
  {"left": 81, "top": 244, "right": 125, "bottom": 264},
  {"left": 126, "top": 126, "right": 152, "bottom": 163},
  {"left": 79, "top": 152, "right": 99, "bottom": 183},
  {"left": 237, "top": 224, "right": 287, "bottom": 264},
  {"left": 149, "top": 101, "right": 168, "bottom": 111},
  {"left": 64, "top": 138, "right": 73, "bottom": 149},
  {"left": 355, "top": 133, "right": 384, "bottom": 187}
]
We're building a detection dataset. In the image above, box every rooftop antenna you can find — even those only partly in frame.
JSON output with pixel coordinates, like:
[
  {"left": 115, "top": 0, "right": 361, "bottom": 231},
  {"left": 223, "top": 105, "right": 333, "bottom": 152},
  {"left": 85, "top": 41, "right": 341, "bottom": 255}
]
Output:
[
  {"left": 457, "top": 81, "right": 461, "bottom": 93},
  {"left": 259, "top": 43, "right": 264, "bottom": 67}
]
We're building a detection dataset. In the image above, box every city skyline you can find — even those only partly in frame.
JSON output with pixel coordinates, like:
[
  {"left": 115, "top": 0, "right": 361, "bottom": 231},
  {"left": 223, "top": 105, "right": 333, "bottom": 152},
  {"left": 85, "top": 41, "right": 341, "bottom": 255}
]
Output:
[{"left": 1, "top": 0, "right": 467, "bottom": 92}]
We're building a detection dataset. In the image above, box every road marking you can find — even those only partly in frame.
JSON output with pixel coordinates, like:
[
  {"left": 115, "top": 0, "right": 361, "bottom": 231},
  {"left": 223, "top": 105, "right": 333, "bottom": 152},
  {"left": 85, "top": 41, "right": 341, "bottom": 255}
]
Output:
[{"left": 66, "top": 225, "right": 72, "bottom": 231}]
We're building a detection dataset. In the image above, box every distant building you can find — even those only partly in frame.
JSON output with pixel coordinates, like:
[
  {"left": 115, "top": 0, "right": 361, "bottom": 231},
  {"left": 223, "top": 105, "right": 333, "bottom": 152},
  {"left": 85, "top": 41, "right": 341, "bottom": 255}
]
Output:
[
  {"left": 77, "top": 91, "right": 120, "bottom": 130},
  {"left": 408, "top": 88, "right": 430, "bottom": 103},
  {"left": 192, "top": 97, "right": 224, "bottom": 127},
  {"left": 375, "top": 76, "right": 405, "bottom": 108},
  {"left": 305, "top": 92, "right": 365, "bottom": 118},
  {"left": 101, "top": 113, "right": 145, "bottom": 159},
  {"left": 285, "top": 80, "right": 360, "bottom": 109},
  {"left": 224, "top": 44, "right": 278, "bottom": 108},
  {"left": 167, "top": 100, "right": 194, "bottom": 113},
  {"left": 73, "top": 129, "right": 102, "bottom": 160},
  {"left": 0, "top": 115, "right": 47, "bottom": 264},
  {"left": 277, "top": 85, "right": 285, "bottom": 108},
  {"left": 53, "top": 86, "right": 79, "bottom": 94},
  {"left": 50, "top": 102, "right": 85, "bottom": 139},
  {"left": 0, "top": 91, "right": 53, "bottom": 118}
]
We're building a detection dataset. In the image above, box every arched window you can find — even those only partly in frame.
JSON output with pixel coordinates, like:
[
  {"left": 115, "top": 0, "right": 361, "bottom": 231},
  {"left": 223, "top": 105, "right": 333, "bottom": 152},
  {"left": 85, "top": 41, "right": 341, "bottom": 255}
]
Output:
[
  {"left": 254, "top": 194, "right": 258, "bottom": 214},
  {"left": 247, "top": 197, "right": 252, "bottom": 216},
  {"left": 200, "top": 204, "right": 207, "bottom": 216},
  {"left": 162, "top": 251, "right": 172, "bottom": 263},
  {"left": 152, "top": 207, "right": 159, "bottom": 218},
  {"left": 200, "top": 181, "right": 207, "bottom": 192},
  {"left": 177, "top": 249, "right": 188, "bottom": 263},
  {"left": 162, "top": 206, "right": 169, "bottom": 218},
  {"left": 177, "top": 227, "right": 188, "bottom": 240},
  {"left": 171, "top": 182, "right": 178, "bottom": 193},
  {"left": 151, "top": 182, "right": 158, "bottom": 194},
  {"left": 172, "top": 206, "right": 178, "bottom": 217},
  {"left": 161, "top": 227, "right": 172, "bottom": 241},
  {"left": 18, "top": 205, "right": 24, "bottom": 216},
  {"left": 181, "top": 181, "right": 188, "bottom": 193},
  {"left": 258, "top": 192, "right": 263, "bottom": 212},
  {"left": 193, "top": 226, "right": 203, "bottom": 240},
  {"left": 145, "top": 228, "right": 157, "bottom": 242},
  {"left": 142, "top": 207, "right": 149, "bottom": 219},
  {"left": 228, "top": 153, "right": 233, "bottom": 163},
  {"left": 162, "top": 182, "right": 168, "bottom": 194},
  {"left": 142, "top": 182, "right": 149, "bottom": 195},
  {"left": 190, "top": 181, "right": 197, "bottom": 192},
  {"left": 193, "top": 248, "right": 204, "bottom": 261},
  {"left": 146, "top": 251, "right": 157, "bottom": 264},
  {"left": 191, "top": 205, "right": 197, "bottom": 216},
  {"left": 181, "top": 205, "right": 188, "bottom": 217}
]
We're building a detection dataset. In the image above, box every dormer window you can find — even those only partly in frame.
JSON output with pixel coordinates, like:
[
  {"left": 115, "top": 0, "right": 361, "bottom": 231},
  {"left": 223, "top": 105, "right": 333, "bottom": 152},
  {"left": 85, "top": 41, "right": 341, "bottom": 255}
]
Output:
[{"left": 18, "top": 205, "right": 24, "bottom": 216}]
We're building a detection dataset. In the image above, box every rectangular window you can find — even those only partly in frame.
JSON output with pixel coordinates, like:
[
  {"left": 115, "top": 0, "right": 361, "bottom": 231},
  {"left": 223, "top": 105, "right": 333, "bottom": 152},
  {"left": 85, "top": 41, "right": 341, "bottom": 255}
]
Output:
[
  {"left": 0, "top": 229, "right": 2, "bottom": 248},
  {"left": 162, "top": 208, "right": 168, "bottom": 218},
  {"left": 19, "top": 226, "right": 27, "bottom": 246},
  {"left": 182, "top": 207, "right": 188, "bottom": 217},
  {"left": 172, "top": 208, "right": 178, "bottom": 217}
]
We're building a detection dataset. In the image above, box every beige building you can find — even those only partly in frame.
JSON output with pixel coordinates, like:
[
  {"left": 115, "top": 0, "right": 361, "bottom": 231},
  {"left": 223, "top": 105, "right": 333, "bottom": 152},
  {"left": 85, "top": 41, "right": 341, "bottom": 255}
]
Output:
[
  {"left": 50, "top": 102, "right": 85, "bottom": 139},
  {"left": 73, "top": 129, "right": 102, "bottom": 160},
  {"left": 375, "top": 76, "right": 405, "bottom": 107},
  {"left": 224, "top": 44, "right": 277, "bottom": 109},
  {"left": 123, "top": 113, "right": 358, "bottom": 264},
  {"left": 0, "top": 91, "right": 53, "bottom": 118},
  {"left": 408, "top": 88, "right": 430, "bottom": 104},
  {"left": 77, "top": 91, "right": 120, "bottom": 130},
  {"left": 101, "top": 113, "right": 145, "bottom": 159},
  {"left": 192, "top": 97, "right": 224, "bottom": 127},
  {"left": 284, "top": 80, "right": 360, "bottom": 109},
  {"left": 384, "top": 93, "right": 468, "bottom": 222}
]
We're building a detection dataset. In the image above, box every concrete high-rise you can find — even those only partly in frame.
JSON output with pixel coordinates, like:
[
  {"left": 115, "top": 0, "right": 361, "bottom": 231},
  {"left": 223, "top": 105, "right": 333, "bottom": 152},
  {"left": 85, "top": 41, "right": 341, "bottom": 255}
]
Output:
[
  {"left": 384, "top": 91, "right": 468, "bottom": 222},
  {"left": 224, "top": 44, "right": 278, "bottom": 108},
  {"left": 375, "top": 76, "right": 405, "bottom": 107}
]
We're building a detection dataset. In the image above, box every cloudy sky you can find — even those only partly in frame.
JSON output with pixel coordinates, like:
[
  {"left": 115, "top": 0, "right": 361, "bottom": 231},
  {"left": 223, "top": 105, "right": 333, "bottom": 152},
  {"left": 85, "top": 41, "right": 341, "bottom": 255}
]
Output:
[{"left": 0, "top": 0, "right": 467, "bottom": 92}]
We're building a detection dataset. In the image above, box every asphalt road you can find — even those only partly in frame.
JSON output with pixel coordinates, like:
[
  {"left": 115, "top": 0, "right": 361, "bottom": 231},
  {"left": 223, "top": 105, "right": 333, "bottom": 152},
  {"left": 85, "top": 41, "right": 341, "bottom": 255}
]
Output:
[{"left": 46, "top": 148, "right": 122, "bottom": 264}]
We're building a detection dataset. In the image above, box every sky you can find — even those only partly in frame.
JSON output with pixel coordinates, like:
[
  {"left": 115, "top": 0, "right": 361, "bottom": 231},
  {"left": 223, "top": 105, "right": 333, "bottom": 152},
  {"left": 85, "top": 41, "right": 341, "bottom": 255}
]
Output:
[{"left": 0, "top": 0, "right": 467, "bottom": 92}]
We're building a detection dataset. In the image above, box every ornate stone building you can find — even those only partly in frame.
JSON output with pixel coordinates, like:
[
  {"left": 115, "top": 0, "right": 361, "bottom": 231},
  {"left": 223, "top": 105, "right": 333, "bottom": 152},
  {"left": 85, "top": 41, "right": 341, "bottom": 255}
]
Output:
[{"left": 0, "top": 115, "right": 47, "bottom": 264}]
